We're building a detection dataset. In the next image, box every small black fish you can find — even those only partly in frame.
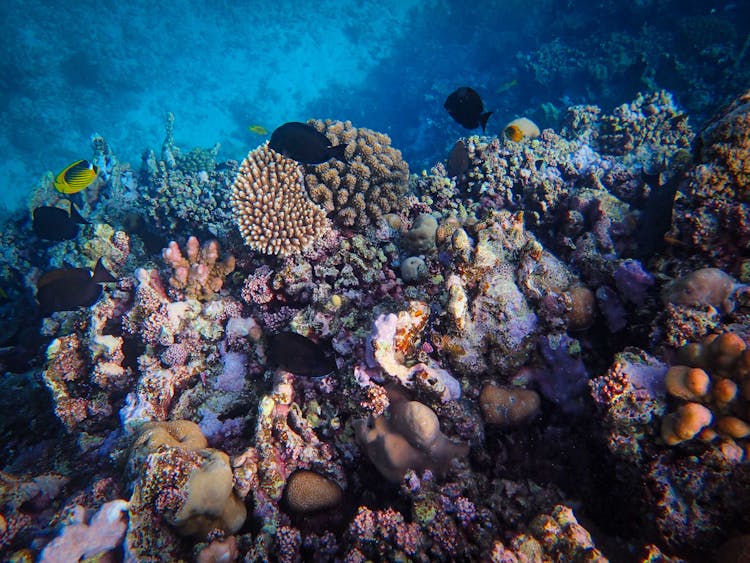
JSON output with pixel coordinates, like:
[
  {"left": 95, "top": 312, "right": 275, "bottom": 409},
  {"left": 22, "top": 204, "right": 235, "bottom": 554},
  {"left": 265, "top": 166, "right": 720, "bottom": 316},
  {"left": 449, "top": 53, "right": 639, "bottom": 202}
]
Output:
[
  {"left": 32, "top": 204, "right": 88, "bottom": 241},
  {"left": 269, "top": 122, "right": 347, "bottom": 165},
  {"left": 444, "top": 87, "right": 493, "bottom": 132},
  {"left": 266, "top": 331, "right": 337, "bottom": 377},
  {"left": 36, "top": 257, "right": 116, "bottom": 314},
  {"left": 446, "top": 140, "right": 470, "bottom": 184},
  {"left": 633, "top": 169, "right": 684, "bottom": 260}
]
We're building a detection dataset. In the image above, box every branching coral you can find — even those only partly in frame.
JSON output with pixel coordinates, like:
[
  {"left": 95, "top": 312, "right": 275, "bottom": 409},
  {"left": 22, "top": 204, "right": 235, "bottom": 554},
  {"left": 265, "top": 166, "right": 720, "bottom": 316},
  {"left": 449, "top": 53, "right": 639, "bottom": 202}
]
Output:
[
  {"left": 231, "top": 143, "right": 329, "bottom": 256},
  {"left": 162, "top": 236, "right": 235, "bottom": 301},
  {"left": 303, "top": 119, "right": 409, "bottom": 230},
  {"left": 597, "top": 90, "right": 693, "bottom": 171}
]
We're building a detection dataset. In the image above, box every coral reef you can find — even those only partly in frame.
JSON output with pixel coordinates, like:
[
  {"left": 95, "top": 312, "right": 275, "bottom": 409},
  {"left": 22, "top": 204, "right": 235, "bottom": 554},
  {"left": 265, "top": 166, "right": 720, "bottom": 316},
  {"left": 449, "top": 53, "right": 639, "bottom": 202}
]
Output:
[
  {"left": 162, "top": 236, "right": 236, "bottom": 301},
  {"left": 303, "top": 119, "right": 409, "bottom": 230},
  {"left": 670, "top": 89, "right": 750, "bottom": 273},
  {"left": 9, "top": 89, "right": 750, "bottom": 561},
  {"left": 353, "top": 399, "right": 469, "bottom": 482},
  {"left": 661, "top": 332, "right": 750, "bottom": 449},
  {"left": 231, "top": 143, "right": 329, "bottom": 256},
  {"left": 39, "top": 499, "right": 129, "bottom": 562}
]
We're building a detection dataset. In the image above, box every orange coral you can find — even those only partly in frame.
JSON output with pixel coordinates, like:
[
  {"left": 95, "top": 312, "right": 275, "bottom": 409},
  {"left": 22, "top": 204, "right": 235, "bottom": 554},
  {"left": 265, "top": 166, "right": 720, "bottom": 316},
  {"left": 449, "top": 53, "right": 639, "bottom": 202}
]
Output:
[
  {"left": 662, "top": 331, "right": 750, "bottom": 452},
  {"left": 479, "top": 383, "right": 541, "bottom": 426},
  {"left": 162, "top": 236, "right": 235, "bottom": 301}
]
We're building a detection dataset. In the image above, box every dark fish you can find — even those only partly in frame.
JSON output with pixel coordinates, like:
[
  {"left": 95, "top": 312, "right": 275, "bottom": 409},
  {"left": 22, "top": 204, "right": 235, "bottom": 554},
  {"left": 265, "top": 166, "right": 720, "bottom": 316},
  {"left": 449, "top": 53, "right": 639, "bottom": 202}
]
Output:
[
  {"left": 446, "top": 140, "right": 470, "bottom": 184},
  {"left": 444, "top": 87, "right": 493, "bottom": 132},
  {"left": 267, "top": 331, "right": 337, "bottom": 377},
  {"left": 32, "top": 204, "right": 88, "bottom": 241},
  {"left": 269, "top": 122, "right": 347, "bottom": 165},
  {"left": 633, "top": 169, "right": 685, "bottom": 260},
  {"left": 36, "top": 257, "right": 116, "bottom": 314}
]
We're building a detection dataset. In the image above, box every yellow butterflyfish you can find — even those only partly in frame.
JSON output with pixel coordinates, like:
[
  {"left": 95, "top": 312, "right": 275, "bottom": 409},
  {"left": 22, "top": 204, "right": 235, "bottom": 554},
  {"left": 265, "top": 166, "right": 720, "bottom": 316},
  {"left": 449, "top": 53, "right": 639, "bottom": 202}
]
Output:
[{"left": 54, "top": 159, "right": 99, "bottom": 194}]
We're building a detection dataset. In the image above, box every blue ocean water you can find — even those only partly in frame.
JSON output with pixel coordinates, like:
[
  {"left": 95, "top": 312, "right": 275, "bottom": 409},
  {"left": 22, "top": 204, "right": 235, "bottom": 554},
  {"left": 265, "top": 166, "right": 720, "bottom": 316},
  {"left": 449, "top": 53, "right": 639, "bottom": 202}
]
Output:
[{"left": 1, "top": 0, "right": 747, "bottom": 212}]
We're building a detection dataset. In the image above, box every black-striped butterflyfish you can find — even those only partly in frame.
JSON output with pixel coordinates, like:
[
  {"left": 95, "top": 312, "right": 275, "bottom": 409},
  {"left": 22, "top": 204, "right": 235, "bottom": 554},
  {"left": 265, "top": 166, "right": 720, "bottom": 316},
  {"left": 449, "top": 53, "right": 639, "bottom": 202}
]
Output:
[{"left": 53, "top": 159, "right": 99, "bottom": 194}]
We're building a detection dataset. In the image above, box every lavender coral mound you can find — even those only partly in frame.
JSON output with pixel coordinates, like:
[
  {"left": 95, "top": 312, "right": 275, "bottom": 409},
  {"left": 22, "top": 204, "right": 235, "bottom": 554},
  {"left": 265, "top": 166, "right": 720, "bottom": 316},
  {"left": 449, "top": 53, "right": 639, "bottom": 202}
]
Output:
[
  {"left": 303, "top": 119, "right": 409, "bottom": 229},
  {"left": 231, "top": 143, "right": 328, "bottom": 256}
]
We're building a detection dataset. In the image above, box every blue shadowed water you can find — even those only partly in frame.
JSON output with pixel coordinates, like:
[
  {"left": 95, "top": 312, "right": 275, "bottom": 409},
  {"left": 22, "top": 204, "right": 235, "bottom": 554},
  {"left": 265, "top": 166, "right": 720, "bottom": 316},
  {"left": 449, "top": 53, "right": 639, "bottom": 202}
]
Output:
[{"left": 1, "top": 0, "right": 748, "bottom": 211}]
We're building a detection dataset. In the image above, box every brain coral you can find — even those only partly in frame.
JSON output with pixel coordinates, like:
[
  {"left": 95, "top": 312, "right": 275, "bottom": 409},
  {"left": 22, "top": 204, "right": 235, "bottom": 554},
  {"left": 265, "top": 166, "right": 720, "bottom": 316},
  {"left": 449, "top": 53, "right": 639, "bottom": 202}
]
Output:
[
  {"left": 303, "top": 119, "right": 409, "bottom": 230},
  {"left": 231, "top": 143, "right": 329, "bottom": 256}
]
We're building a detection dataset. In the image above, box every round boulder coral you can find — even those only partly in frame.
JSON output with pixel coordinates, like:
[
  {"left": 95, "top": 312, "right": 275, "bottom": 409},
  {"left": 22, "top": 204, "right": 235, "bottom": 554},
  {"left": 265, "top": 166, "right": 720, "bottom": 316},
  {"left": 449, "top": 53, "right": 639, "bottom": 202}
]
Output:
[
  {"left": 479, "top": 383, "right": 541, "bottom": 426},
  {"left": 283, "top": 469, "right": 343, "bottom": 513}
]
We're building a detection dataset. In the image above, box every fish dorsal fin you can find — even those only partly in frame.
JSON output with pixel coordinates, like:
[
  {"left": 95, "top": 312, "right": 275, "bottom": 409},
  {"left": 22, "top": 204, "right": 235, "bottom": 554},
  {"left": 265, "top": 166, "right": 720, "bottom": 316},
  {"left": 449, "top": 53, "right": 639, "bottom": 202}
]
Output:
[
  {"left": 479, "top": 111, "right": 493, "bottom": 133},
  {"left": 69, "top": 203, "right": 89, "bottom": 225},
  {"left": 92, "top": 258, "right": 116, "bottom": 283}
]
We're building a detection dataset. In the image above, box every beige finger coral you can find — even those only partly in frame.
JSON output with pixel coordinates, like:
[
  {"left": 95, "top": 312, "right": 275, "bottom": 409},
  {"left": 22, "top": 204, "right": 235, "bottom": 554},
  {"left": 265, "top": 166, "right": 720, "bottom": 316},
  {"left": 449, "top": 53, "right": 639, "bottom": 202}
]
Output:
[
  {"left": 303, "top": 119, "right": 409, "bottom": 230},
  {"left": 230, "top": 143, "right": 328, "bottom": 256}
]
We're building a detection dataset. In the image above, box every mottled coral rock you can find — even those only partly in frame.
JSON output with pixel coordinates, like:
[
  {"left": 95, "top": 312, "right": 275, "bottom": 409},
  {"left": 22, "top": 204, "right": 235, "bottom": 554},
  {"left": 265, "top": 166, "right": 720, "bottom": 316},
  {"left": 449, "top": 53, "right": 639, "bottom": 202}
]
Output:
[
  {"left": 231, "top": 143, "right": 328, "bottom": 256},
  {"left": 670, "top": 89, "right": 750, "bottom": 271},
  {"left": 304, "top": 119, "right": 409, "bottom": 229}
]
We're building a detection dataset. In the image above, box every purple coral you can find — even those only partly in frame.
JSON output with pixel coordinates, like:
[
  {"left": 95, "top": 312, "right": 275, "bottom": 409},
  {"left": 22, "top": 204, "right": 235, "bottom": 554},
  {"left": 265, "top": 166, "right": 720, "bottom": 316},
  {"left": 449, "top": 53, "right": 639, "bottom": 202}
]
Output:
[
  {"left": 613, "top": 259, "right": 654, "bottom": 306},
  {"left": 529, "top": 334, "right": 590, "bottom": 414}
]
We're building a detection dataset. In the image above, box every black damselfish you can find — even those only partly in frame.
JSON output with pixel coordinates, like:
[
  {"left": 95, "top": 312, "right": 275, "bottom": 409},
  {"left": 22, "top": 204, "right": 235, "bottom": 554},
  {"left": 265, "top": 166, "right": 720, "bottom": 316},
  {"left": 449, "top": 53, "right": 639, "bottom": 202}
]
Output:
[
  {"left": 444, "top": 87, "right": 493, "bottom": 132},
  {"left": 32, "top": 204, "right": 88, "bottom": 241},
  {"left": 446, "top": 139, "right": 470, "bottom": 185},
  {"left": 266, "top": 331, "right": 337, "bottom": 377},
  {"left": 269, "top": 122, "right": 347, "bottom": 164},
  {"left": 36, "top": 257, "right": 116, "bottom": 314}
]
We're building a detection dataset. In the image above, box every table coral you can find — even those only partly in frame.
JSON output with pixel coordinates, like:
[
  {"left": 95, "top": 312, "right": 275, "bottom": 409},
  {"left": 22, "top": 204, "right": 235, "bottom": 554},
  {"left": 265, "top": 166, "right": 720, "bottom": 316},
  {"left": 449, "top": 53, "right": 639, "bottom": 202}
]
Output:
[
  {"left": 303, "top": 119, "right": 409, "bottom": 230},
  {"left": 231, "top": 143, "right": 329, "bottom": 256}
]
